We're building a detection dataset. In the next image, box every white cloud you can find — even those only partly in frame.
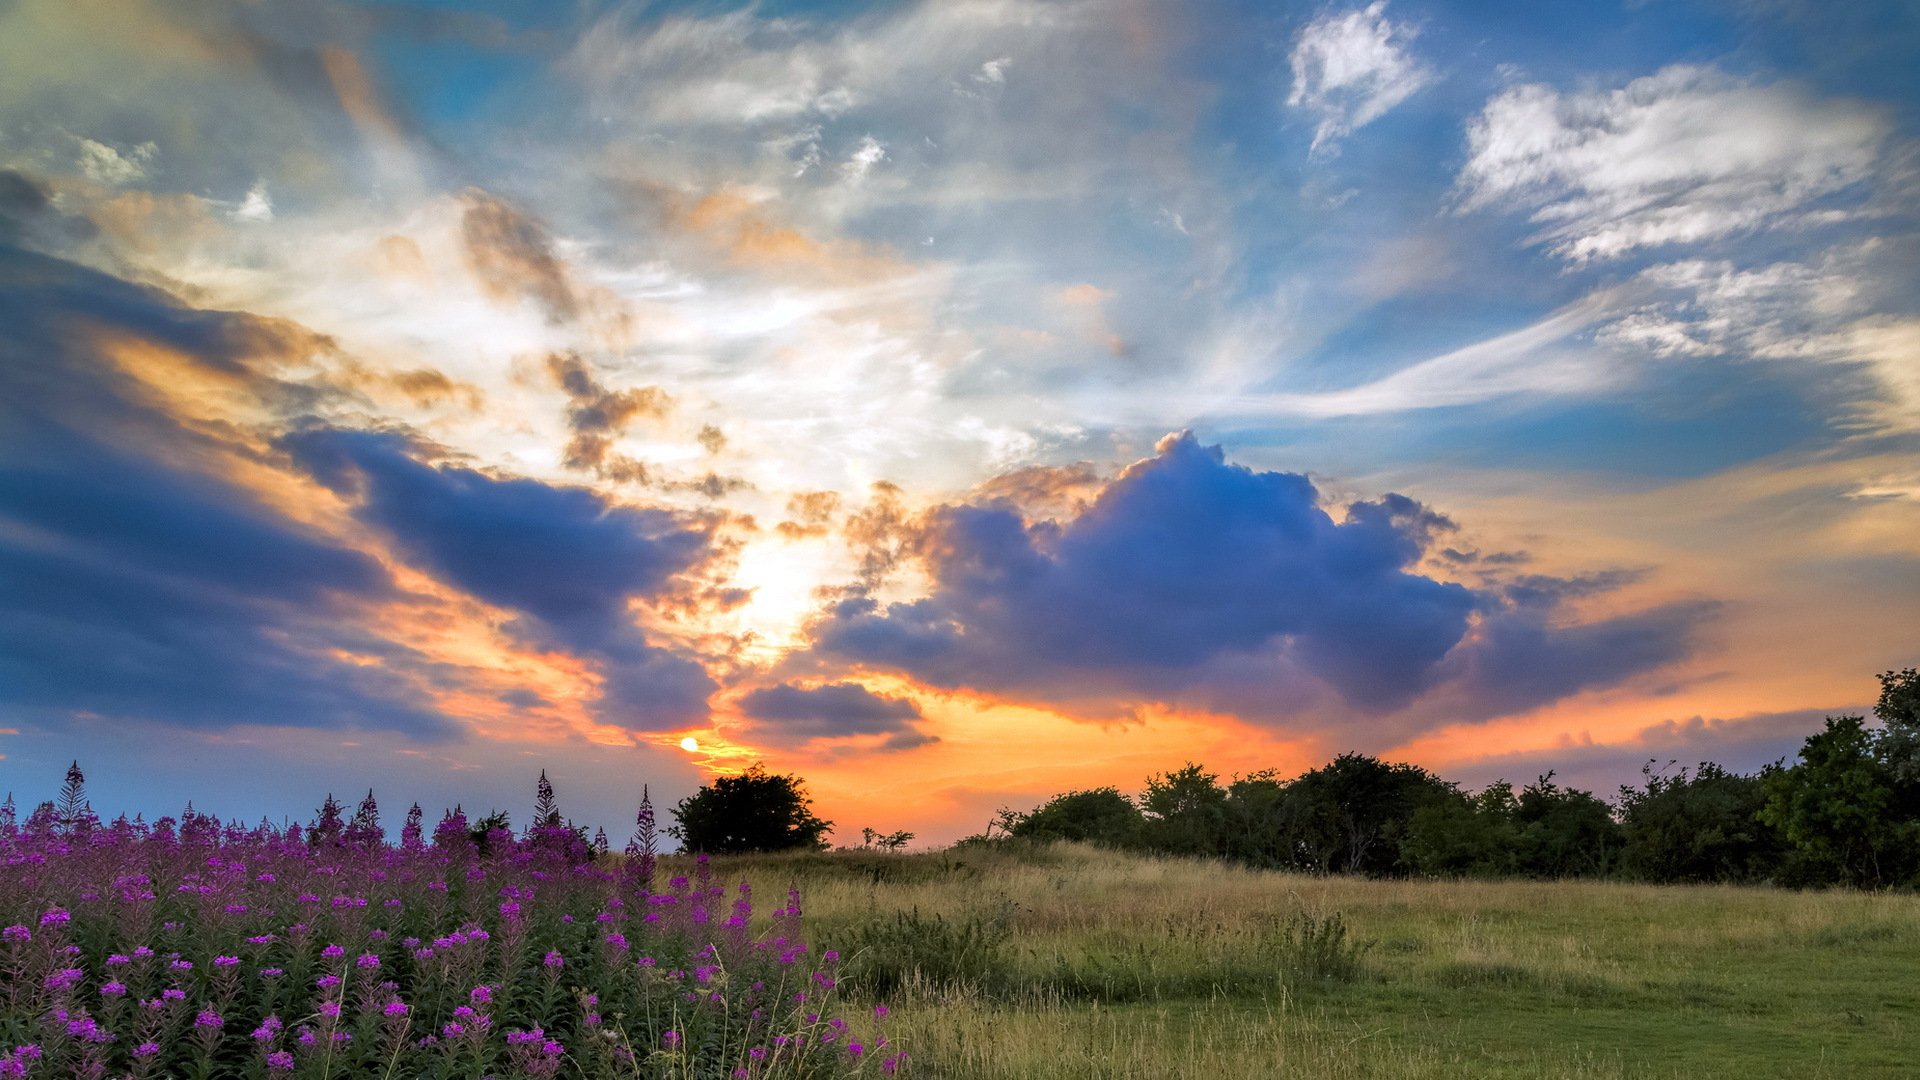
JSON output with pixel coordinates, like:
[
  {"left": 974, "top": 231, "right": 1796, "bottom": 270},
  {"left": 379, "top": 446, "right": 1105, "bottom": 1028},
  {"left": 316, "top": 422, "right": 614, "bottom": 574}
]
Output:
[
  {"left": 840, "top": 135, "right": 887, "bottom": 182},
  {"left": 1287, "top": 2, "right": 1432, "bottom": 159},
  {"left": 1458, "top": 65, "right": 1892, "bottom": 262},
  {"left": 76, "top": 137, "right": 157, "bottom": 186},
  {"left": 1247, "top": 288, "right": 1630, "bottom": 417},
  {"left": 233, "top": 179, "right": 274, "bottom": 223},
  {"left": 1599, "top": 249, "right": 1920, "bottom": 434}
]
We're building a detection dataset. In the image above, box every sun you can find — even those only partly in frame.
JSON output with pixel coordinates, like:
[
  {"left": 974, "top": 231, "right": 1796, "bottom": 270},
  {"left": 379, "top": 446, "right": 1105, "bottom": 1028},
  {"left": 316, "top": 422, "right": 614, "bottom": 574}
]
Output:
[{"left": 679, "top": 737, "right": 700, "bottom": 752}]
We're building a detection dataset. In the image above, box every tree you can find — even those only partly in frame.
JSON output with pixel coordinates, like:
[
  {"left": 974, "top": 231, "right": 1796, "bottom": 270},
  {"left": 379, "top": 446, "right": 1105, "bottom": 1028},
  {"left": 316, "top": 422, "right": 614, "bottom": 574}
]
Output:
[
  {"left": 670, "top": 764, "right": 832, "bottom": 854},
  {"left": 1140, "top": 763, "right": 1228, "bottom": 856},
  {"left": 1511, "top": 773, "right": 1621, "bottom": 878},
  {"left": 1617, "top": 762, "right": 1780, "bottom": 883},
  {"left": 1008, "top": 787, "right": 1143, "bottom": 847},
  {"left": 1281, "top": 754, "right": 1455, "bottom": 875},
  {"left": 1874, "top": 668, "right": 1920, "bottom": 785},
  {"left": 1761, "top": 716, "right": 1913, "bottom": 887},
  {"left": 1405, "top": 782, "right": 1520, "bottom": 878}
]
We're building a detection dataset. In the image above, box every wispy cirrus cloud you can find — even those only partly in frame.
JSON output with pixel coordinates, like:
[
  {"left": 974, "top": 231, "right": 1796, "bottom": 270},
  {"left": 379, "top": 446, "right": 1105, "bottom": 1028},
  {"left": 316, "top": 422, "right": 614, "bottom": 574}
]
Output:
[
  {"left": 1457, "top": 65, "right": 1895, "bottom": 262},
  {"left": 1287, "top": 2, "right": 1433, "bottom": 159}
]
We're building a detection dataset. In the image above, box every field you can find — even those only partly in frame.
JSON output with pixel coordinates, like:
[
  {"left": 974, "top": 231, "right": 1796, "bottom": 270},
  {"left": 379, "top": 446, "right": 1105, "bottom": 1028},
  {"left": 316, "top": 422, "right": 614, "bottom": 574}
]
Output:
[
  {"left": 742, "top": 843, "right": 1920, "bottom": 1079},
  {"left": 5, "top": 818, "right": 1917, "bottom": 1079}
]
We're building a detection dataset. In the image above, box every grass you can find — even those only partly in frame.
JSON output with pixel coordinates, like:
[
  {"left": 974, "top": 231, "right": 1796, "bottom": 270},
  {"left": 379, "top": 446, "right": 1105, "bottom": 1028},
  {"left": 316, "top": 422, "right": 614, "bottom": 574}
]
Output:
[{"left": 710, "top": 843, "right": 1920, "bottom": 1079}]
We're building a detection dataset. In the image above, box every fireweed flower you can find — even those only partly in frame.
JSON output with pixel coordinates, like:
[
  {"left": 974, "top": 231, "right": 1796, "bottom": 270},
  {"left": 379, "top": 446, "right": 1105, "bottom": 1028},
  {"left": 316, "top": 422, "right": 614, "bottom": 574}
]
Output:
[
  {"left": 194, "top": 1009, "right": 222, "bottom": 1029},
  {"left": 0, "top": 926, "right": 28, "bottom": 943},
  {"left": 39, "top": 909, "right": 70, "bottom": 927},
  {"left": 382, "top": 1001, "right": 408, "bottom": 1018},
  {"left": 100, "top": 982, "right": 127, "bottom": 997},
  {"left": 543, "top": 951, "right": 564, "bottom": 969},
  {"left": 320, "top": 944, "right": 345, "bottom": 960},
  {"left": 265, "top": 1050, "right": 294, "bottom": 1071},
  {"left": 355, "top": 953, "right": 380, "bottom": 969},
  {"left": 213, "top": 955, "right": 240, "bottom": 967},
  {"left": 133, "top": 1041, "right": 160, "bottom": 1059},
  {"left": 469, "top": 985, "right": 493, "bottom": 1005}
]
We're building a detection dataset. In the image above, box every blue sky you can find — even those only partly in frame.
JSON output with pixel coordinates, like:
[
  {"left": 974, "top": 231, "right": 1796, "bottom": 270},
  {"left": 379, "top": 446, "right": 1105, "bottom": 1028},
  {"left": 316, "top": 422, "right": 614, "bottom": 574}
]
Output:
[{"left": 0, "top": 0, "right": 1915, "bottom": 840}]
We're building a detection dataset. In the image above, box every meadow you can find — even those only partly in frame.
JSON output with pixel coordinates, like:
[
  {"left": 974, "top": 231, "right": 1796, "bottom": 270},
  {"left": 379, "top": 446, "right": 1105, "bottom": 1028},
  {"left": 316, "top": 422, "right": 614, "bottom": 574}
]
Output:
[
  {"left": 6, "top": 798, "right": 1918, "bottom": 1080},
  {"left": 751, "top": 843, "right": 1920, "bottom": 1080}
]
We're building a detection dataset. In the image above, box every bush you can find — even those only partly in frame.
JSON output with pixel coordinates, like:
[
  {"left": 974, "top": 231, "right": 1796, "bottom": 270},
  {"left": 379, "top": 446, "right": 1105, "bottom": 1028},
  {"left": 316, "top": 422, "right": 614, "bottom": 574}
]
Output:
[
  {"left": 1267, "top": 911, "right": 1370, "bottom": 984},
  {"left": 839, "top": 904, "right": 1015, "bottom": 1000}
]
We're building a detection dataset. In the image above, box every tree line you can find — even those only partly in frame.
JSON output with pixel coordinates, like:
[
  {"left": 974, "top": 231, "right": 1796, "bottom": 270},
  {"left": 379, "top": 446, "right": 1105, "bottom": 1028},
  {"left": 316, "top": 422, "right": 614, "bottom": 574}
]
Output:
[{"left": 990, "top": 670, "right": 1920, "bottom": 888}]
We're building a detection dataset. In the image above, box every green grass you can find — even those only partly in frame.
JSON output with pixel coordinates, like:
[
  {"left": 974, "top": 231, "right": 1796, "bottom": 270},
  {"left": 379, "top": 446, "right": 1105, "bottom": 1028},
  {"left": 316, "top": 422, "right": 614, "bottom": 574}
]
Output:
[{"left": 704, "top": 843, "right": 1920, "bottom": 1079}]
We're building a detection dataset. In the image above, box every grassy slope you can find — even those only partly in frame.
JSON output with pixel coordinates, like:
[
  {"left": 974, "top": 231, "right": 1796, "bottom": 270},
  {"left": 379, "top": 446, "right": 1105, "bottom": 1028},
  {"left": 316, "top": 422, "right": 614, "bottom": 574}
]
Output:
[{"left": 708, "top": 844, "right": 1920, "bottom": 1079}]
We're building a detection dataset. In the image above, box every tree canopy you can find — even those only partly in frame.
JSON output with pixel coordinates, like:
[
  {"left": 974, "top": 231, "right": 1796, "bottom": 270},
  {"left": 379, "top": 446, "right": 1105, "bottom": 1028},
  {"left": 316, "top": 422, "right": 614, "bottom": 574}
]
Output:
[{"left": 670, "top": 764, "right": 832, "bottom": 854}]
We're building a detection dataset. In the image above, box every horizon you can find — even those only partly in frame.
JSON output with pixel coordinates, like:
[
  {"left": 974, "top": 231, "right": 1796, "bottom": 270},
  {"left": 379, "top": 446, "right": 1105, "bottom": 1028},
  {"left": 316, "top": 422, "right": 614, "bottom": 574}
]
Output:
[{"left": 1, "top": 0, "right": 1916, "bottom": 847}]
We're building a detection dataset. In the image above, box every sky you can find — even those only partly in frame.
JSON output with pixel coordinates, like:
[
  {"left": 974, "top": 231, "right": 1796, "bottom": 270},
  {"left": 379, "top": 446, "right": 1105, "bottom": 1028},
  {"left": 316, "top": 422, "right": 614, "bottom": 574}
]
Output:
[{"left": 1, "top": 0, "right": 1916, "bottom": 846}]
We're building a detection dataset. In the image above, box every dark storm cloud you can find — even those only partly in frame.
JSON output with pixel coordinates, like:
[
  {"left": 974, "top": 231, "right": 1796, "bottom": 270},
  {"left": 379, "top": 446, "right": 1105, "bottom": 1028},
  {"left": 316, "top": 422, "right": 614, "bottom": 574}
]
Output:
[
  {"left": 738, "top": 681, "right": 928, "bottom": 747},
  {"left": 809, "top": 432, "right": 1713, "bottom": 730},
  {"left": 279, "top": 426, "right": 718, "bottom": 729},
  {"left": 0, "top": 245, "right": 453, "bottom": 736},
  {"left": 0, "top": 170, "right": 97, "bottom": 248},
  {"left": 460, "top": 189, "right": 579, "bottom": 323}
]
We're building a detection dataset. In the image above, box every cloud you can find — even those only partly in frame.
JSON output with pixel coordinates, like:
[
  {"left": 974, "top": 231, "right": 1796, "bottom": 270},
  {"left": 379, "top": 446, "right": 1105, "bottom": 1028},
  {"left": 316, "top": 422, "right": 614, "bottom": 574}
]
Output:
[
  {"left": 0, "top": 170, "right": 96, "bottom": 248},
  {"left": 0, "top": 245, "right": 453, "bottom": 737},
  {"left": 1446, "top": 707, "right": 1841, "bottom": 795},
  {"left": 806, "top": 433, "right": 1708, "bottom": 734},
  {"left": 1598, "top": 247, "right": 1920, "bottom": 434},
  {"left": 1287, "top": 2, "right": 1432, "bottom": 158},
  {"left": 1458, "top": 65, "right": 1893, "bottom": 261},
  {"left": 737, "top": 681, "right": 932, "bottom": 749},
  {"left": 1244, "top": 287, "right": 1630, "bottom": 417},
  {"left": 76, "top": 137, "right": 158, "bottom": 186},
  {"left": 279, "top": 426, "right": 719, "bottom": 729},
  {"left": 546, "top": 352, "right": 671, "bottom": 481},
  {"left": 460, "top": 189, "right": 580, "bottom": 323}
]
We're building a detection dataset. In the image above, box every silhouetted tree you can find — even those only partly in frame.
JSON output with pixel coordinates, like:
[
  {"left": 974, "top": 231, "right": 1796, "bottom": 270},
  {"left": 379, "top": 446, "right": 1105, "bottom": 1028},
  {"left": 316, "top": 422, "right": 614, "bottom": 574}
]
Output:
[
  {"left": 1141, "top": 763, "right": 1228, "bottom": 856},
  {"left": 670, "top": 764, "right": 832, "bottom": 854},
  {"left": 1009, "top": 787, "right": 1143, "bottom": 847}
]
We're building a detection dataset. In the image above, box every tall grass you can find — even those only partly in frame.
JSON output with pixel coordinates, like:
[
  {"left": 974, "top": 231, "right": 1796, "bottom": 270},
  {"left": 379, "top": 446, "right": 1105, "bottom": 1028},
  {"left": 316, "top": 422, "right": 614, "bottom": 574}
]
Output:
[{"left": 718, "top": 842, "right": 1920, "bottom": 1079}]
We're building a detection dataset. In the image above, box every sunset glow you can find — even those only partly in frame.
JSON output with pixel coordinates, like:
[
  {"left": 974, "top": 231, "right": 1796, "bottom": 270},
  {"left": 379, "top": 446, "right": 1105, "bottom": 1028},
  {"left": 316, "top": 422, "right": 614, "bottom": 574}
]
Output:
[{"left": 1, "top": 0, "right": 1915, "bottom": 846}]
